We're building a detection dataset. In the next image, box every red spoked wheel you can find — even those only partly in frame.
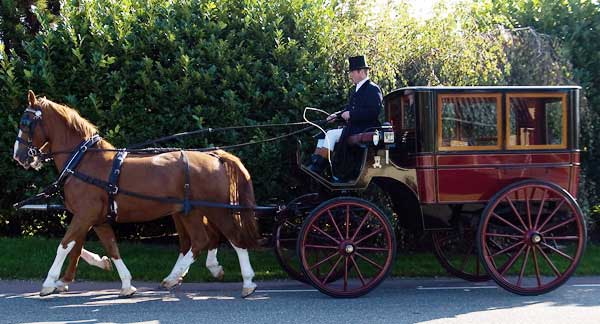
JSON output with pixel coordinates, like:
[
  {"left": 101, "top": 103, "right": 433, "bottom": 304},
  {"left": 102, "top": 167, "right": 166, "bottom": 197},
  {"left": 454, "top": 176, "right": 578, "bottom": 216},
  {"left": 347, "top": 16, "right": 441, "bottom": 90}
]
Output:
[
  {"left": 298, "top": 197, "right": 396, "bottom": 298},
  {"left": 478, "top": 180, "right": 586, "bottom": 295},
  {"left": 432, "top": 227, "right": 489, "bottom": 282}
]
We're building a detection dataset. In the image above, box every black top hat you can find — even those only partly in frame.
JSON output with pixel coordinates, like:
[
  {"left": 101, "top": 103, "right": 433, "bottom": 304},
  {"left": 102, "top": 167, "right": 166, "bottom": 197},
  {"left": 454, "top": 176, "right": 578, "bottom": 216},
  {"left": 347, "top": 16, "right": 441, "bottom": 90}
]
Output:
[{"left": 348, "top": 55, "right": 370, "bottom": 71}]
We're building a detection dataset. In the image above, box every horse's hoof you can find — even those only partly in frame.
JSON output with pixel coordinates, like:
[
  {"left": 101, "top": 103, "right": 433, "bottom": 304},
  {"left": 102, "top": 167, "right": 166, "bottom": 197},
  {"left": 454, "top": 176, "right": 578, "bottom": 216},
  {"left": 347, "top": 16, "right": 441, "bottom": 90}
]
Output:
[
  {"left": 101, "top": 256, "right": 113, "bottom": 271},
  {"left": 161, "top": 278, "right": 181, "bottom": 290},
  {"left": 40, "top": 286, "right": 57, "bottom": 297},
  {"left": 55, "top": 281, "right": 69, "bottom": 293},
  {"left": 216, "top": 269, "right": 225, "bottom": 281},
  {"left": 241, "top": 286, "right": 257, "bottom": 298},
  {"left": 120, "top": 286, "right": 137, "bottom": 297}
]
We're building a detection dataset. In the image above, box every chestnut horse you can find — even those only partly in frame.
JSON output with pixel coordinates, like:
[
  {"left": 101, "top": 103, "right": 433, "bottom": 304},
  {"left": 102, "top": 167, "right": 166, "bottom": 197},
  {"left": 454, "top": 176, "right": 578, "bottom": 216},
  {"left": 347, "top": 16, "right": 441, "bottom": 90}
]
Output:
[{"left": 13, "top": 90, "right": 259, "bottom": 297}]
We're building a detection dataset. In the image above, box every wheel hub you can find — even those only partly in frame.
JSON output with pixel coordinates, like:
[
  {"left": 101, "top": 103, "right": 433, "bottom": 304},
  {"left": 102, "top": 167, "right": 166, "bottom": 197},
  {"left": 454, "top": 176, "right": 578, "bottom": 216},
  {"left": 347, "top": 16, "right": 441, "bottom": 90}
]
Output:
[
  {"left": 340, "top": 241, "right": 355, "bottom": 255},
  {"left": 528, "top": 231, "right": 543, "bottom": 245}
]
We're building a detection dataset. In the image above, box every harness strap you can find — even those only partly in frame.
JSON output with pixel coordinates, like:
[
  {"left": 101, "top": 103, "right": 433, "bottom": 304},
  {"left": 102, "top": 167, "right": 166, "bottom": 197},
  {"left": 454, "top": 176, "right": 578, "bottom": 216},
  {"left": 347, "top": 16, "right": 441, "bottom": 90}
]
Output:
[
  {"left": 67, "top": 169, "right": 261, "bottom": 211},
  {"left": 107, "top": 150, "right": 128, "bottom": 221},
  {"left": 57, "top": 135, "right": 102, "bottom": 185},
  {"left": 13, "top": 135, "right": 101, "bottom": 209},
  {"left": 180, "top": 150, "right": 192, "bottom": 215}
]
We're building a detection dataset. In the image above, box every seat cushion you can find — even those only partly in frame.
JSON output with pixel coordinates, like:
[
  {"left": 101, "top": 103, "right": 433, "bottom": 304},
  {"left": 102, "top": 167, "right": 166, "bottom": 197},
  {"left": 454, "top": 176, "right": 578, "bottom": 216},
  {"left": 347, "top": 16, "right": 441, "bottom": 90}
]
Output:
[{"left": 346, "top": 132, "right": 375, "bottom": 146}]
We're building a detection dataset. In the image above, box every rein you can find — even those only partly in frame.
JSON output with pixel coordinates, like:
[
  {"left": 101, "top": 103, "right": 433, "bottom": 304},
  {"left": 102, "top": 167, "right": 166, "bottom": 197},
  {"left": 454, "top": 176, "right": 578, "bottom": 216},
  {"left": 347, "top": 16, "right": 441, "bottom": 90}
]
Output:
[{"left": 37, "top": 121, "right": 318, "bottom": 158}]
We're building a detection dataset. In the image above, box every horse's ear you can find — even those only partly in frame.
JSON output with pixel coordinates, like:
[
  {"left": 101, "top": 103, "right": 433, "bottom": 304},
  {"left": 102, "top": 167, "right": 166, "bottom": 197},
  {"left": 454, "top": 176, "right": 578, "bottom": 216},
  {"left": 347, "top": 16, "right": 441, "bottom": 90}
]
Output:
[{"left": 28, "top": 90, "right": 36, "bottom": 106}]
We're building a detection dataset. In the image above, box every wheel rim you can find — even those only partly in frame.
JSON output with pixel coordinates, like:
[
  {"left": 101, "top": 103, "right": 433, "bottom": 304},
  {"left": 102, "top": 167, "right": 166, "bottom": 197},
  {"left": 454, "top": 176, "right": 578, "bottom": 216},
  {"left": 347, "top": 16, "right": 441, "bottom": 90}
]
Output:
[
  {"left": 299, "top": 198, "right": 395, "bottom": 297},
  {"left": 273, "top": 193, "right": 321, "bottom": 283},
  {"left": 479, "top": 182, "right": 586, "bottom": 295},
  {"left": 432, "top": 228, "right": 489, "bottom": 282},
  {"left": 274, "top": 217, "right": 306, "bottom": 282}
]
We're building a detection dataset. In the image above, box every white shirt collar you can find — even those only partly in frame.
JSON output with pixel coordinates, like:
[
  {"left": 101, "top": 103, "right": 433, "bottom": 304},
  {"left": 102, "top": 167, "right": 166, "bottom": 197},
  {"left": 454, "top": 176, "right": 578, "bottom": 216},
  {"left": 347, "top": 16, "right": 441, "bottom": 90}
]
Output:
[{"left": 355, "top": 78, "right": 369, "bottom": 92}]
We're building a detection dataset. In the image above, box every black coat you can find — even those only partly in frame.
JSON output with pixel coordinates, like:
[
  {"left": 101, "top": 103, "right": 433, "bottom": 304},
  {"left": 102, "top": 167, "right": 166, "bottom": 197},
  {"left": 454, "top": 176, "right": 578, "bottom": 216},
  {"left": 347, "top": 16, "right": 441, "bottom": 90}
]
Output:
[{"left": 342, "top": 80, "right": 383, "bottom": 135}]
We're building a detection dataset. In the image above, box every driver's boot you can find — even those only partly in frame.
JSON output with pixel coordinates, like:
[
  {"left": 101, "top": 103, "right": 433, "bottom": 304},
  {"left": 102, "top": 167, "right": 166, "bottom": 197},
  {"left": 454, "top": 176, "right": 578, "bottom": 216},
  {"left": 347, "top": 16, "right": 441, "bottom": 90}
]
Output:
[{"left": 308, "top": 148, "right": 329, "bottom": 175}]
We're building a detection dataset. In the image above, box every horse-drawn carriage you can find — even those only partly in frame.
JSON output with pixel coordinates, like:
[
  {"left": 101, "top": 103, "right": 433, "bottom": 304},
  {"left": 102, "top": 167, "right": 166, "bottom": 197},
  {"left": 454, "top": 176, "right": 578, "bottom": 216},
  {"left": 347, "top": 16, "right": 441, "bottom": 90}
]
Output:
[
  {"left": 272, "top": 86, "right": 585, "bottom": 297},
  {"left": 14, "top": 86, "right": 585, "bottom": 299}
]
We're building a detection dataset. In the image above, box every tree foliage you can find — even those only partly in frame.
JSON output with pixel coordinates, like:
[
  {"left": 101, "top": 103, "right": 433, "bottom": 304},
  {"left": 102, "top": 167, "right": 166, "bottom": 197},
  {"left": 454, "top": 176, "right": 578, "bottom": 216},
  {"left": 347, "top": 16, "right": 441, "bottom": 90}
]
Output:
[
  {"left": 473, "top": 0, "right": 600, "bottom": 218},
  {"left": 0, "top": 0, "right": 592, "bottom": 238}
]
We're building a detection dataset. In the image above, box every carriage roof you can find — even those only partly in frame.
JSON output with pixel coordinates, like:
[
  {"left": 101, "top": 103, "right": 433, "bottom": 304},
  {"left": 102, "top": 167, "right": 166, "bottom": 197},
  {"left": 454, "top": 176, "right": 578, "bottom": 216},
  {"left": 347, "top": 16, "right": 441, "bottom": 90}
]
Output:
[{"left": 385, "top": 85, "right": 581, "bottom": 98}]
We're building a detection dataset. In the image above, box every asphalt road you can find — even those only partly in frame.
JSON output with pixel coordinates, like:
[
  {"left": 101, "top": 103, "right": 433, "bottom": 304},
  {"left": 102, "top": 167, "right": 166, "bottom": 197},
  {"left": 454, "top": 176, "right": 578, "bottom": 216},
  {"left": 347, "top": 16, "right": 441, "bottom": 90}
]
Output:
[{"left": 1, "top": 277, "right": 600, "bottom": 324}]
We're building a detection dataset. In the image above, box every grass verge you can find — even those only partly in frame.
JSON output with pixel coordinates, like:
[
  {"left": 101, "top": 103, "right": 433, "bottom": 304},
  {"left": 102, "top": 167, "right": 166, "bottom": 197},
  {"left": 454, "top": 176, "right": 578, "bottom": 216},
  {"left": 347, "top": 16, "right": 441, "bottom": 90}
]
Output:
[{"left": 0, "top": 237, "right": 598, "bottom": 282}]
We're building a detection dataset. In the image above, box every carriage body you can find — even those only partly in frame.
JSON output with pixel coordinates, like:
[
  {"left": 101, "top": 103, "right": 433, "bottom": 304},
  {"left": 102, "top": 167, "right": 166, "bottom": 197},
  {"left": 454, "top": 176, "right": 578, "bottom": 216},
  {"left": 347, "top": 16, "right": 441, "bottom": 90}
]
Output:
[
  {"left": 383, "top": 86, "right": 581, "bottom": 230},
  {"left": 287, "top": 86, "right": 585, "bottom": 297}
]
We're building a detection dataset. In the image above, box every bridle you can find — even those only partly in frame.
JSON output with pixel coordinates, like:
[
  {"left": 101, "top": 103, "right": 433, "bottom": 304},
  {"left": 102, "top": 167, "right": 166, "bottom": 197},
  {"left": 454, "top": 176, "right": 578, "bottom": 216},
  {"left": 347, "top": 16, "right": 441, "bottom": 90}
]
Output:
[{"left": 15, "top": 106, "right": 50, "bottom": 165}]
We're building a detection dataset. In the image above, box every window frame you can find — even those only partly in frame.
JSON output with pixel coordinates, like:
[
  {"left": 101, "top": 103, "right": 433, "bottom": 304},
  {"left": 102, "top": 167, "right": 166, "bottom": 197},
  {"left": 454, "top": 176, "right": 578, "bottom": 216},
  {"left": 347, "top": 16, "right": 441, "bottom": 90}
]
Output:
[
  {"left": 505, "top": 92, "right": 568, "bottom": 150},
  {"left": 437, "top": 93, "right": 503, "bottom": 151}
]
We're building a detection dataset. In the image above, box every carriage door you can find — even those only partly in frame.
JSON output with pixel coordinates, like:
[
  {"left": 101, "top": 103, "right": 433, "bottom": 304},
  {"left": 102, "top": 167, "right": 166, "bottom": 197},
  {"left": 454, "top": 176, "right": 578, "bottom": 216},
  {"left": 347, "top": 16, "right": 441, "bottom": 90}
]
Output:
[
  {"left": 436, "top": 93, "right": 502, "bottom": 202},
  {"left": 386, "top": 91, "right": 416, "bottom": 167}
]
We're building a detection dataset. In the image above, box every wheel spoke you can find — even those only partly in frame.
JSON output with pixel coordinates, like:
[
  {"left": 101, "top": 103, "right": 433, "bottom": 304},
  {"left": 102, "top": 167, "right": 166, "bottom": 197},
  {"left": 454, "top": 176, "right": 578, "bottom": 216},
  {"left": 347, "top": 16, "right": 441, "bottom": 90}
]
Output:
[
  {"left": 533, "top": 189, "right": 548, "bottom": 229},
  {"left": 344, "top": 257, "right": 349, "bottom": 291},
  {"left": 328, "top": 210, "right": 344, "bottom": 241},
  {"left": 310, "top": 224, "right": 340, "bottom": 244},
  {"left": 309, "top": 251, "right": 340, "bottom": 271},
  {"left": 506, "top": 196, "right": 530, "bottom": 231},
  {"left": 532, "top": 247, "right": 542, "bottom": 287},
  {"left": 485, "top": 232, "right": 523, "bottom": 239},
  {"left": 485, "top": 240, "right": 498, "bottom": 269},
  {"left": 356, "top": 246, "right": 389, "bottom": 252},
  {"left": 459, "top": 239, "right": 475, "bottom": 272},
  {"left": 492, "top": 212, "right": 526, "bottom": 234},
  {"left": 355, "top": 251, "right": 384, "bottom": 270},
  {"left": 540, "top": 217, "right": 575, "bottom": 235},
  {"left": 526, "top": 187, "right": 533, "bottom": 228},
  {"left": 305, "top": 244, "right": 339, "bottom": 250},
  {"left": 350, "top": 255, "right": 366, "bottom": 286},
  {"left": 354, "top": 227, "right": 384, "bottom": 245},
  {"left": 322, "top": 255, "right": 343, "bottom": 284},
  {"left": 535, "top": 245, "right": 561, "bottom": 277},
  {"left": 540, "top": 242, "right": 574, "bottom": 261},
  {"left": 499, "top": 243, "right": 527, "bottom": 275},
  {"left": 491, "top": 240, "right": 524, "bottom": 258},
  {"left": 516, "top": 246, "right": 531, "bottom": 286},
  {"left": 536, "top": 200, "right": 565, "bottom": 231},
  {"left": 345, "top": 205, "right": 350, "bottom": 239},
  {"left": 545, "top": 236, "right": 579, "bottom": 240},
  {"left": 351, "top": 212, "right": 372, "bottom": 241}
]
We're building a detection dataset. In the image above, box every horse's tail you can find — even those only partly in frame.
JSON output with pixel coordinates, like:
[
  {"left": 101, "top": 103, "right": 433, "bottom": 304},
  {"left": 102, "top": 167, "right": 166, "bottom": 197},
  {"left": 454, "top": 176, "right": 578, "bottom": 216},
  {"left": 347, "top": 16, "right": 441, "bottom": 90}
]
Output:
[{"left": 218, "top": 151, "right": 260, "bottom": 249}]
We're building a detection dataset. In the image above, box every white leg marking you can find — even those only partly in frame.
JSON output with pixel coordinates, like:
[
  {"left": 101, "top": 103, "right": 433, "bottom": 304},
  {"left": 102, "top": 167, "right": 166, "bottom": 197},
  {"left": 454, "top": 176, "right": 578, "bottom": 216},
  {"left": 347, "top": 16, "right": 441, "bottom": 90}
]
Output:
[
  {"left": 162, "top": 253, "right": 189, "bottom": 285},
  {"left": 80, "top": 248, "right": 112, "bottom": 271},
  {"left": 206, "top": 248, "right": 224, "bottom": 279},
  {"left": 41, "top": 241, "right": 75, "bottom": 296},
  {"left": 230, "top": 241, "right": 256, "bottom": 297},
  {"left": 161, "top": 250, "right": 195, "bottom": 289},
  {"left": 113, "top": 258, "right": 136, "bottom": 296}
]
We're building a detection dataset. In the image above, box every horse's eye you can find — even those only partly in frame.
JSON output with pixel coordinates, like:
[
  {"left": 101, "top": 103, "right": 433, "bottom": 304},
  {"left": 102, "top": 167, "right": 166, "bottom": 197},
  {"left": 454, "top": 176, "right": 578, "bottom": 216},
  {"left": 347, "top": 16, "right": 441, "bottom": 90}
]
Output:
[{"left": 20, "top": 119, "right": 31, "bottom": 127}]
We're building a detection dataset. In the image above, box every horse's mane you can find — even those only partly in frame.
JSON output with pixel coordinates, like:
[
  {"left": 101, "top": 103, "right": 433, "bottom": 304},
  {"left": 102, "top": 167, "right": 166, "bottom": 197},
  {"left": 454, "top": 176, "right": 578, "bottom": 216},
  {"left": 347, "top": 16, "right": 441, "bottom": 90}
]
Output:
[
  {"left": 38, "top": 97, "right": 98, "bottom": 136},
  {"left": 38, "top": 97, "right": 115, "bottom": 149}
]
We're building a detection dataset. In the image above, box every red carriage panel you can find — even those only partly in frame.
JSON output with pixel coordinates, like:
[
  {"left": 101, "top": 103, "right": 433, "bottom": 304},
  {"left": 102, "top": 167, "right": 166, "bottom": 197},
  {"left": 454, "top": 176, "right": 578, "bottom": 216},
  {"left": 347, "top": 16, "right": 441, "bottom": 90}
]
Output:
[{"left": 436, "top": 152, "right": 574, "bottom": 203}]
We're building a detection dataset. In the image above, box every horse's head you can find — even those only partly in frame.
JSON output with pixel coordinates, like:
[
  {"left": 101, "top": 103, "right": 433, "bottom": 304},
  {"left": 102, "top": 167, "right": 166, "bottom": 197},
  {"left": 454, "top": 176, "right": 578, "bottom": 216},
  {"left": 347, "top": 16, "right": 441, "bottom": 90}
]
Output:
[{"left": 13, "top": 90, "right": 49, "bottom": 170}]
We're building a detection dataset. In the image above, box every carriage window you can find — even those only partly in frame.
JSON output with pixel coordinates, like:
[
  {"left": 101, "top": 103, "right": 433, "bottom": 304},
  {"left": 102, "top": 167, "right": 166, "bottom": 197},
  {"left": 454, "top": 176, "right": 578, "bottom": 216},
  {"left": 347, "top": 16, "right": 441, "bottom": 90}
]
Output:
[
  {"left": 507, "top": 94, "right": 567, "bottom": 149},
  {"left": 438, "top": 94, "right": 501, "bottom": 151},
  {"left": 386, "top": 93, "right": 415, "bottom": 130},
  {"left": 401, "top": 94, "right": 416, "bottom": 130}
]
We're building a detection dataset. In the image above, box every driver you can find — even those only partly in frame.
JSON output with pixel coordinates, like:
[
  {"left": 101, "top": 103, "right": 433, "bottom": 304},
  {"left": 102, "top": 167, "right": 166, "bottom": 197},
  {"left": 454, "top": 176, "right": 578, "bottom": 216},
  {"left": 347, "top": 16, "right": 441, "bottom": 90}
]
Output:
[{"left": 307, "top": 55, "right": 383, "bottom": 174}]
